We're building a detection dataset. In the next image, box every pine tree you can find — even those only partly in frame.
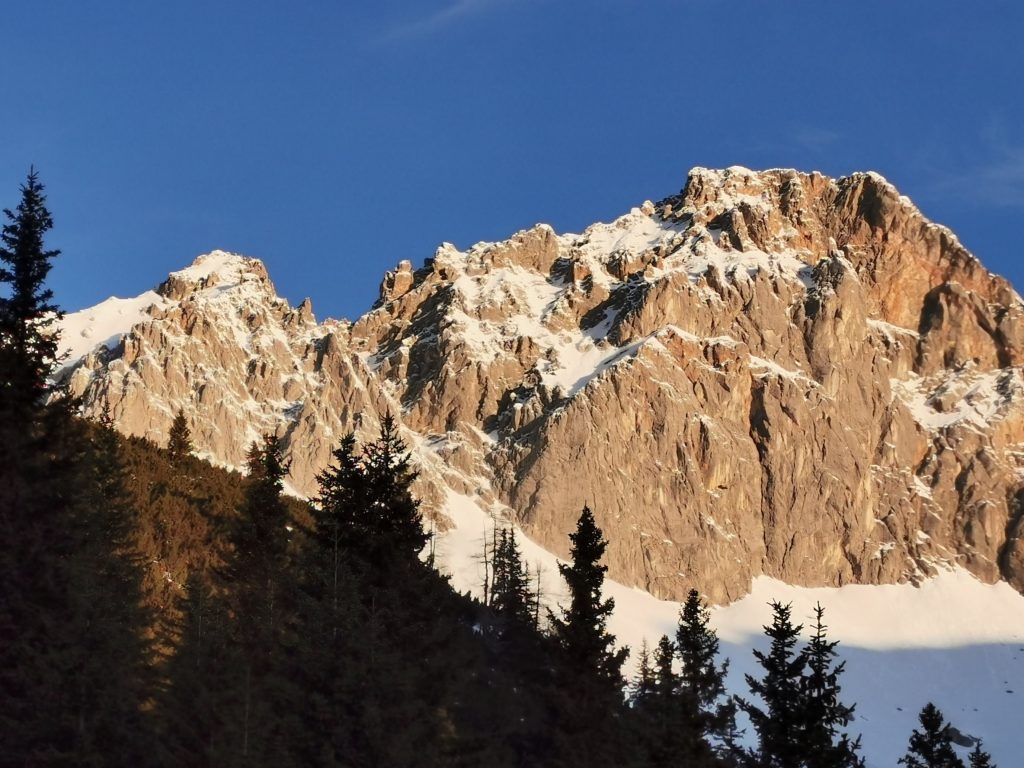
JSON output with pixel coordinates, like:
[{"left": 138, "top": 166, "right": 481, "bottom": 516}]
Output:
[
  {"left": 287, "top": 432, "right": 373, "bottom": 766},
  {"left": 631, "top": 640, "right": 656, "bottom": 704},
  {"left": 359, "top": 413, "right": 429, "bottom": 570},
  {"left": 70, "top": 419, "right": 157, "bottom": 761},
  {"left": 490, "top": 527, "right": 535, "bottom": 628},
  {"left": 967, "top": 741, "right": 994, "bottom": 768},
  {"left": 216, "top": 433, "right": 297, "bottom": 766},
  {"left": 0, "top": 172, "right": 154, "bottom": 764},
  {"left": 739, "top": 601, "right": 807, "bottom": 767},
  {"left": 0, "top": 167, "right": 62, "bottom": 416},
  {"left": 158, "top": 573, "right": 236, "bottom": 767},
  {"left": 676, "top": 588, "right": 740, "bottom": 757},
  {"left": 800, "top": 604, "right": 863, "bottom": 768},
  {"left": 292, "top": 428, "right": 449, "bottom": 767},
  {"left": 899, "top": 703, "right": 966, "bottom": 768},
  {"left": 548, "top": 506, "right": 629, "bottom": 768},
  {"left": 168, "top": 408, "right": 194, "bottom": 460},
  {"left": 311, "top": 431, "right": 364, "bottom": 552}
]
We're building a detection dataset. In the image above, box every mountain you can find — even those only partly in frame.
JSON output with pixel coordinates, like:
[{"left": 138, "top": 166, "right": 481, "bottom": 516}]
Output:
[
  {"left": 60, "top": 166, "right": 1024, "bottom": 604},
  {"left": 56, "top": 166, "right": 1024, "bottom": 766}
]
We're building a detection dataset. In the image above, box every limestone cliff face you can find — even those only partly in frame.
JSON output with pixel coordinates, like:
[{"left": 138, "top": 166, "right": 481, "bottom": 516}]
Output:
[{"left": 59, "top": 168, "right": 1024, "bottom": 603}]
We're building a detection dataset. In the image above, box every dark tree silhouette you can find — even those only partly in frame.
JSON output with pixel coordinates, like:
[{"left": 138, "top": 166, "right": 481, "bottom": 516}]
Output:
[
  {"left": 676, "top": 588, "right": 741, "bottom": 759},
  {"left": 899, "top": 703, "right": 965, "bottom": 768},
  {"left": 217, "top": 433, "right": 297, "bottom": 765},
  {"left": 0, "top": 167, "right": 61, "bottom": 414},
  {"left": 548, "top": 506, "right": 629, "bottom": 768},
  {"left": 739, "top": 601, "right": 807, "bottom": 767},
  {"left": 967, "top": 740, "right": 994, "bottom": 768},
  {"left": 800, "top": 604, "right": 863, "bottom": 768},
  {"left": 0, "top": 171, "right": 153, "bottom": 764},
  {"left": 168, "top": 408, "right": 194, "bottom": 460}
]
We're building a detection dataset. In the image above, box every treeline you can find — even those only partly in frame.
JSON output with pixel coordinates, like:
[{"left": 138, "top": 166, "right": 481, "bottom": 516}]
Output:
[{"left": 0, "top": 170, "right": 997, "bottom": 767}]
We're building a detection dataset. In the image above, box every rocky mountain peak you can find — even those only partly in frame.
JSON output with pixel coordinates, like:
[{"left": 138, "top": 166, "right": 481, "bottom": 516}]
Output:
[
  {"left": 157, "top": 250, "right": 276, "bottom": 302},
  {"left": 59, "top": 168, "right": 1024, "bottom": 604}
]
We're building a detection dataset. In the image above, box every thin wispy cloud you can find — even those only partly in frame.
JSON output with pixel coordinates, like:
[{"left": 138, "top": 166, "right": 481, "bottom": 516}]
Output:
[
  {"left": 926, "top": 142, "right": 1024, "bottom": 210},
  {"left": 373, "top": 0, "right": 506, "bottom": 45},
  {"left": 793, "top": 126, "right": 842, "bottom": 154}
]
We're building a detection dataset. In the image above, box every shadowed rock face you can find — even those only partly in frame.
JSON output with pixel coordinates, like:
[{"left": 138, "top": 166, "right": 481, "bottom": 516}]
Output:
[{"left": 61, "top": 168, "right": 1024, "bottom": 603}]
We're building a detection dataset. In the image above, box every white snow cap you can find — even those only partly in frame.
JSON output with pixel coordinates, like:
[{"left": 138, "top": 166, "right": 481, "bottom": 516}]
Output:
[{"left": 170, "top": 250, "right": 255, "bottom": 285}]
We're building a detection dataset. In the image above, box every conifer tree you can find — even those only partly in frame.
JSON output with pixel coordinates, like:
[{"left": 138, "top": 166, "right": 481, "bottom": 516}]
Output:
[
  {"left": 0, "top": 172, "right": 154, "bottom": 764},
  {"left": 287, "top": 432, "right": 373, "bottom": 765},
  {"left": 739, "top": 601, "right": 807, "bottom": 767},
  {"left": 294, "top": 428, "right": 449, "bottom": 767},
  {"left": 800, "top": 604, "right": 863, "bottom": 768},
  {"left": 70, "top": 419, "right": 157, "bottom": 760},
  {"left": 676, "top": 588, "right": 740, "bottom": 757},
  {"left": 967, "top": 741, "right": 994, "bottom": 768},
  {"left": 0, "top": 167, "right": 61, "bottom": 415},
  {"left": 168, "top": 408, "right": 194, "bottom": 460},
  {"left": 217, "top": 433, "right": 296, "bottom": 765},
  {"left": 899, "top": 703, "right": 966, "bottom": 768},
  {"left": 548, "top": 506, "right": 629, "bottom": 768},
  {"left": 631, "top": 640, "right": 656, "bottom": 704},
  {"left": 550, "top": 506, "right": 628, "bottom": 692},
  {"left": 158, "top": 573, "right": 235, "bottom": 766},
  {"left": 359, "top": 413, "right": 429, "bottom": 570},
  {"left": 490, "top": 527, "right": 535, "bottom": 628}
]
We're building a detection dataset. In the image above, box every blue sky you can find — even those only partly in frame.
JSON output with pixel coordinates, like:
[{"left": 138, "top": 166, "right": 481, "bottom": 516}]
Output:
[{"left": 3, "top": 1, "right": 1023, "bottom": 319}]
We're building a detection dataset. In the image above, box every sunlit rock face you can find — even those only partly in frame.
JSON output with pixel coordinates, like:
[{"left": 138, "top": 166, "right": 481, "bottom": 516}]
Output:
[{"left": 60, "top": 167, "right": 1024, "bottom": 604}]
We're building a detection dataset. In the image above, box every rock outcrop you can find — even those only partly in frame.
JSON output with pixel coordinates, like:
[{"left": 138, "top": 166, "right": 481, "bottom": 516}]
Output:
[{"left": 59, "top": 167, "right": 1024, "bottom": 603}]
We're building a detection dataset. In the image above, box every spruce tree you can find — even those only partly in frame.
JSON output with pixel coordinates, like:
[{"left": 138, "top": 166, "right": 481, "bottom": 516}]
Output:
[
  {"left": 967, "top": 741, "right": 994, "bottom": 768},
  {"left": 0, "top": 167, "right": 62, "bottom": 415},
  {"left": 294, "top": 428, "right": 449, "bottom": 767},
  {"left": 800, "top": 604, "right": 863, "bottom": 768},
  {"left": 548, "top": 506, "right": 629, "bottom": 768},
  {"left": 899, "top": 703, "right": 966, "bottom": 768},
  {"left": 676, "top": 588, "right": 740, "bottom": 757},
  {"left": 217, "top": 433, "right": 297, "bottom": 766},
  {"left": 158, "top": 573, "right": 236, "bottom": 767},
  {"left": 359, "top": 413, "right": 429, "bottom": 570},
  {"left": 167, "top": 408, "right": 194, "bottom": 460},
  {"left": 631, "top": 640, "right": 656, "bottom": 704},
  {"left": 0, "top": 172, "right": 154, "bottom": 764},
  {"left": 490, "top": 527, "right": 535, "bottom": 628},
  {"left": 287, "top": 432, "right": 373, "bottom": 766},
  {"left": 739, "top": 601, "right": 807, "bottom": 767}
]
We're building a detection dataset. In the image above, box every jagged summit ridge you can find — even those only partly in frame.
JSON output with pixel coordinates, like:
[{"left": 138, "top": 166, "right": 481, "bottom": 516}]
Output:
[{"left": 59, "top": 167, "right": 1024, "bottom": 604}]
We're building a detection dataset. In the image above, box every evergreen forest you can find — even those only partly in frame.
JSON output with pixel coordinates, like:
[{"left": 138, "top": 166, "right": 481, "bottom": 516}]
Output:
[{"left": 0, "top": 171, "right": 996, "bottom": 767}]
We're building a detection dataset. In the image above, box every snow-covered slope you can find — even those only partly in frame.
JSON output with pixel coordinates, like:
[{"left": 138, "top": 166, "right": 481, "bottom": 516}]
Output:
[
  {"left": 439, "top": 487, "right": 1024, "bottom": 768},
  {"left": 58, "top": 291, "right": 168, "bottom": 371}
]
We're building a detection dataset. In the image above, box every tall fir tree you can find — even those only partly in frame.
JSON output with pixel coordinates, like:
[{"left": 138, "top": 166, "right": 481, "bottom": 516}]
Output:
[
  {"left": 899, "top": 703, "right": 965, "bottom": 768},
  {"left": 490, "top": 527, "right": 535, "bottom": 629},
  {"left": 292, "top": 427, "right": 451, "bottom": 767},
  {"left": 967, "top": 741, "right": 994, "bottom": 768},
  {"left": 0, "top": 167, "right": 61, "bottom": 416},
  {"left": 799, "top": 604, "right": 863, "bottom": 768},
  {"left": 739, "top": 601, "right": 807, "bottom": 767},
  {"left": 216, "top": 433, "right": 297, "bottom": 766},
  {"left": 358, "top": 413, "right": 429, "bottom": 571},
  {"left": 158, "top": 572, "right": 236, "bottom": 767},
  {"left": 287, "top": 432, "right": 376, "bottom": 766},
  {"left": 0, "top": 171, "right": 155, "bottom": 765},
  {"left": 631, "top": 640, "right": 657, "bottom": 704},
  {"left": 676, "top": 588, "right": 741, "bottom": 759},
  {"left": 633, "top": 633, "right": 720, "bottom": 768},
  {"left": 548, "top": 506, "right": 629, "bottom": 768},
  {"left": 167, "top": 408, "right": 194, "bottom": 461}
]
